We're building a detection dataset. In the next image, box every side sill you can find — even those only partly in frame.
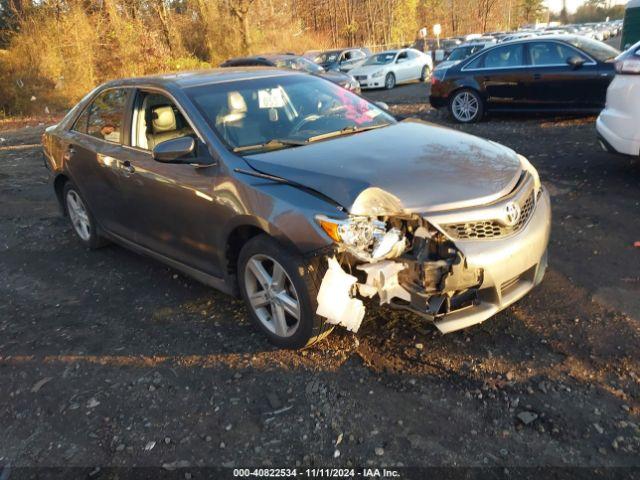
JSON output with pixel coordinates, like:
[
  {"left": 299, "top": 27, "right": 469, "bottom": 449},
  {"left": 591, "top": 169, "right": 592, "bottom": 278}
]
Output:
[{"left": 103, "top": 231, "right": 236, "bottom": 296}]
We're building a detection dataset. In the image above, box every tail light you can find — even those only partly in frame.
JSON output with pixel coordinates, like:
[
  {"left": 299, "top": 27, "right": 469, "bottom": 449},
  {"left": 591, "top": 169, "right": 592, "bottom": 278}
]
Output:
[
  {"left": 615, "top": 48, "right": 640, "bottom": 74},
  {"left": 615, "top": 58, "right": 640, "bottom": 74}
]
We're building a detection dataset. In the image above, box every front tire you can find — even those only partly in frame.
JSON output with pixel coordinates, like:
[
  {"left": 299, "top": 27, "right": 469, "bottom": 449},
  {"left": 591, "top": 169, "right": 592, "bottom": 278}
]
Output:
[
  {"left": 238, "top": 235, "right": 333, "bottom": 349},
  {"left": 448, "top": 88, "right": 484, "bottom": 123},
  {"left": 63, "top": 182, "right": 108, "bottom": 249},
  {"left": 384, "top": 72, "right": 396, "bottom": 90}
]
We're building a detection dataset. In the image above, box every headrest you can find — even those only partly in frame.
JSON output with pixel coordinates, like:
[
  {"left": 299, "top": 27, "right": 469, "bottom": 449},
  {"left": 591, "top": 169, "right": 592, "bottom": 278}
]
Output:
[
  {"left": 221, "top": 92, "right": 248, "bottom": 124},
  {"left": 228, "top": 92, "right": 247, "bottom": 113},
  {"left": 152, "top": 106, "right": 176, "bottom": 133}
]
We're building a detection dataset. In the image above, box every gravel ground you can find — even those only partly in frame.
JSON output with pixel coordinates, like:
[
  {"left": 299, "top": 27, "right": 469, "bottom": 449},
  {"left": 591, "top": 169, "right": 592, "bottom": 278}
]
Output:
[{"left": 0, "top": 80, "right": 639, "bottom": 477}]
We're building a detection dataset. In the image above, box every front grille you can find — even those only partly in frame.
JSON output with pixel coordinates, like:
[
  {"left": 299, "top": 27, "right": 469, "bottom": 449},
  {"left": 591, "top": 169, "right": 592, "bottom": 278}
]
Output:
[
  {"left": 354, "top": 75, "right": 367, "bottom": 81},
  {"left": 442, "top": 188, "right": 536, "bottom": 240}
]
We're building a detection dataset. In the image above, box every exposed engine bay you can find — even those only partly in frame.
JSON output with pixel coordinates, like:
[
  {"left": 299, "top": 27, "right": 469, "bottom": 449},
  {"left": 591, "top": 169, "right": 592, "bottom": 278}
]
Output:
[{"left": 315, "top": 213, "right": 484, "bottom": 333}]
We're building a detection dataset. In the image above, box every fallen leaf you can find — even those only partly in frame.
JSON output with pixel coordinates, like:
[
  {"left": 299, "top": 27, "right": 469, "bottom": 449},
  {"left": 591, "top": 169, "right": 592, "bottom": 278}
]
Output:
[{"left": 31, "top": 377, "right": 53, "bottom": 393}]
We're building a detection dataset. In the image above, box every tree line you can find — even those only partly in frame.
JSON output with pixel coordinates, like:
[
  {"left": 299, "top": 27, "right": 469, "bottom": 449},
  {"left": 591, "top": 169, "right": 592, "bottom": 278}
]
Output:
[{"left": 0, "top": 0, "right": 587, "bottom": 115}]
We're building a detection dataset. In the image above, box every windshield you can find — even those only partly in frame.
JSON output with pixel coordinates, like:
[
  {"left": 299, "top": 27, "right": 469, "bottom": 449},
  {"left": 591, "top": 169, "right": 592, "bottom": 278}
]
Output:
[
  {"left": 363, "top": 52, "right": 397, "bottom": 66},
  {"left": 187, "top": 75, "right": 395, "bottom": 154},
  {"left": 273, "top": 57, "right": 324, "bottom": 74},
  {"left": 315, "top": 51, "right": 340, "bottom": 65},
  {"left": 567, "top": 37, "right": 620, "bottom": 61}
]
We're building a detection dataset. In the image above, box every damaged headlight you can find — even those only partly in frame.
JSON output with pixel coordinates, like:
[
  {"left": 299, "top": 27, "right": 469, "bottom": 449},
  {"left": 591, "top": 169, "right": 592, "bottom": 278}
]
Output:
[{"left": 316, "top": 215, "right": 407, "bottom": 262}]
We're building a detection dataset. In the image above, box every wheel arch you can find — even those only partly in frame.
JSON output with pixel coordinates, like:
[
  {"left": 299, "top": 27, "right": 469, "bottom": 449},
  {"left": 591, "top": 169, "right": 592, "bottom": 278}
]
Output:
[
  {"left": 53, "top": 173, "right": 70, "bottom": 214},
  {"left": 222, "top": 215, "right": 305, "bottom": 294}
]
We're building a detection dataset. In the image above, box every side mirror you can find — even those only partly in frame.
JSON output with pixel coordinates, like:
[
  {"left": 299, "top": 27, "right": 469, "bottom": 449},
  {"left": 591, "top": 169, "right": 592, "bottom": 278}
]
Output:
[
  {"left": 374, "top": 101, "right": 390, "bottom": 111},
  {"left": 153, "top": 136, "right": 196, "bottom": 163},
  {"left": 567, "top": 56, "right": 586, "bottom": 69}
]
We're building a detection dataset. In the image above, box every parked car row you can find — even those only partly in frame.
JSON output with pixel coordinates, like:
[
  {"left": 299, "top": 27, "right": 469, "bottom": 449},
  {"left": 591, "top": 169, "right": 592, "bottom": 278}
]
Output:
[
  {"left": 220, "top": 54, "right": 361, "bottom": 93},
  {"left": 431, "top": 20, "right": 622, "bottom": 72},
  {"left": 221, "top": 47, "right": 433, "bottom": 92}
]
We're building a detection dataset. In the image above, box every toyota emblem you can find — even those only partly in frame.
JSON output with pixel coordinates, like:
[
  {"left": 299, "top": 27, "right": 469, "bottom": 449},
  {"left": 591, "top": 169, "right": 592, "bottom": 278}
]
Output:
[{"left": 505, "top": 202, "right": 521, "bottom": 226}]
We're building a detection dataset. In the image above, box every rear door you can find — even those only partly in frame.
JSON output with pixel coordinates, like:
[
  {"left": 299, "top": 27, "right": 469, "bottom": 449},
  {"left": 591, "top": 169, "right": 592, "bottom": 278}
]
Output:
[
  {"left": 64, "top": 88, "right": 132, "bottom": 235},
  {"left": 406, "top": 50, "right": 423, "bottom": 79},
  {"left": 394, "top": 50, "right": 414, "bottom": 81},
  {"left": 468, "top": 44, "right": 527, "bottom": 108}
]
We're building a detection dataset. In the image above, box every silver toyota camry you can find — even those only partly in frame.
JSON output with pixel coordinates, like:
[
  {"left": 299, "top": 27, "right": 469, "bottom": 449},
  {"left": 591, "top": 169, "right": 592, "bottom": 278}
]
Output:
[{"left": 43, "top": 69, "right": 551, "bottom": 348}]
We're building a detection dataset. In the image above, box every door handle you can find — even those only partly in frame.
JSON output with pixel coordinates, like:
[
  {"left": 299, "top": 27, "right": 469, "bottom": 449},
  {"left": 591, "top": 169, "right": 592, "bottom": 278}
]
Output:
[
  {"left": 533, "top": 73, "right": 542, "bottom": 80},
  {"left": 120, "top": 160, "right": 135, "bottom": 175}
]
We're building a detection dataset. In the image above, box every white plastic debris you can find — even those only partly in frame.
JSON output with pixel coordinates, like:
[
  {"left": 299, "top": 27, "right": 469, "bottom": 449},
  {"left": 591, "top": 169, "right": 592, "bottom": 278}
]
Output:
[
  {"left": 316, "top": 257, "right": 365, "bottom": 332},
  {"left": 357, "top": 261, "right": 411, "bottom": 305}
]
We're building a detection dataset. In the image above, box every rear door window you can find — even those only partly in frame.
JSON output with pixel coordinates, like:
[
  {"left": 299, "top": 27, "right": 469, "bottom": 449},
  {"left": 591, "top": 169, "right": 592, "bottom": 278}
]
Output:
[
  {"left": 481, "top": 44, "right": 524, "bottom": 69},
  {"left": 86, "top": 89, "right": 128, "bottom": 143}
]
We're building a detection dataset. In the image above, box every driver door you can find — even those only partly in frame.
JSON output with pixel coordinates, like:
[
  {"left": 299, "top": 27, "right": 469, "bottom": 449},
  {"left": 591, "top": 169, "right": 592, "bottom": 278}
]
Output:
[{"left": 117, "top": 89, "right": 222, "bottom": 276}]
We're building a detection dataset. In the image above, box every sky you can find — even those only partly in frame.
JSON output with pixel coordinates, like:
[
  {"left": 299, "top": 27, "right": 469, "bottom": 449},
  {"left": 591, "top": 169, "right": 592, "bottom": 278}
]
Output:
[{"left": 544, "top": 0, "right": 627, "bottom": 13}]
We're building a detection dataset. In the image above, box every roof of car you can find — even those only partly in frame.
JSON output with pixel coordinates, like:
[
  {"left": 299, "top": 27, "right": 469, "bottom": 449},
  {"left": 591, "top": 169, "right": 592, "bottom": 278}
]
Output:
[
  {"left": 100, "top": 68, "right": 301, "bottom": 90},
  {"left": 499, "top": 34, "right": 583, "bottom": 45}
]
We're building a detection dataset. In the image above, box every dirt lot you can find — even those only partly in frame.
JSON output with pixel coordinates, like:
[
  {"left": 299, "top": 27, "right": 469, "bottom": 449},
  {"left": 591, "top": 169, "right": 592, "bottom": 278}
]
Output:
[{"left": 1, "top": 82, "right": 639, "bottom": 477}]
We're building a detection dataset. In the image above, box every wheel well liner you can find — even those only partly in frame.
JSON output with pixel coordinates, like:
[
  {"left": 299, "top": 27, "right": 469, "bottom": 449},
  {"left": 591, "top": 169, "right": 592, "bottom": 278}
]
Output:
[
  {"left": 225, "top": 225, "right": 265, "bottom": 278},
  {"left": 53, "top": 174, "right": 69, "bottom": 213}
]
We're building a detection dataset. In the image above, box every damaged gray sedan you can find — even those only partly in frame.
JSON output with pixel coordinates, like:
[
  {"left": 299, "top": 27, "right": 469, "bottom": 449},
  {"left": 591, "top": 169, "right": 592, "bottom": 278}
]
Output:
[{"left": 43, "top": 69, "right": 551, "bottom": 349}]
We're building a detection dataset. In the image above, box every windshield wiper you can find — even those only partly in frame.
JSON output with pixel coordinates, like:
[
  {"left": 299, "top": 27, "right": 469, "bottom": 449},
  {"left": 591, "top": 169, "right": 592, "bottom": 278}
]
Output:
[
  {"left": 307, "top": 123, "right": 390, "bottom": 143},
  {"left": 233, "top": 138, "right": 308, "bottom": 154}
]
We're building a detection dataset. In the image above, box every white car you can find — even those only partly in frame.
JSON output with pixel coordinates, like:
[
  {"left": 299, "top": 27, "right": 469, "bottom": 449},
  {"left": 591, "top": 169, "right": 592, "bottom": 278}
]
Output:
[
  {"left": 596, "top": 41, "right": 640, "bottom": 157},
  {"left": 350, "top": 49, "right": 433, "bottom": 90}
]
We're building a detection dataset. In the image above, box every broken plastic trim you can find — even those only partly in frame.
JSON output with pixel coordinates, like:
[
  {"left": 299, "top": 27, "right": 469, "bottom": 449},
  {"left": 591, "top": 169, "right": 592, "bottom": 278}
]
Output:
[
  {"left": 316, "top": 257, "right": 365, "bottom": 332},
  {"left": 315, "top": 257, "right": 412, "bottom": 333}
]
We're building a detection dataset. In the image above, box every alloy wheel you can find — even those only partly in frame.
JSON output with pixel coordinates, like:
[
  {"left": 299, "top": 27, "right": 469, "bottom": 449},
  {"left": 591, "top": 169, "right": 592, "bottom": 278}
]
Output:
[
  {"left": 385, "top": 73, "right": 395, "bottom": 89},
  {"left": 244, "top": 254, "right": 301, "bottom": 338},
  {"left": 452, "top": 91, "right": 479, "bottom": 122},
  {"left": 66, "top": 190, "right": 91, "bottom": 241}
]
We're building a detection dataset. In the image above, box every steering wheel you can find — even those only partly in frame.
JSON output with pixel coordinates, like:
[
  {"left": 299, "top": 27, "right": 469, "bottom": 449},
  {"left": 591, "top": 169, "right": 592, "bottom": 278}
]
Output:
[{"left": 290, "top": 114, "right": 322, "bottom": 136}]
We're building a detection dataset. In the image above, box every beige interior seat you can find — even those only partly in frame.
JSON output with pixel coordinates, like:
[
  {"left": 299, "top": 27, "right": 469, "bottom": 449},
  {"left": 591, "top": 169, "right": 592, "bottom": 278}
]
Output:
[
  {"left": 221, "top": 92, "right": 248, "bottom": 123},
  {"left": 146, "top": 105, "right": 191, "bottom": 149}
]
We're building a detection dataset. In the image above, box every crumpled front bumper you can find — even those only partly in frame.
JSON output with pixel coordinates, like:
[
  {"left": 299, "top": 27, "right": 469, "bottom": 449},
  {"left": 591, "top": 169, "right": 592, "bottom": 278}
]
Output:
[{"left": 427, "top": 187, "right": 551, "bottom": 333}]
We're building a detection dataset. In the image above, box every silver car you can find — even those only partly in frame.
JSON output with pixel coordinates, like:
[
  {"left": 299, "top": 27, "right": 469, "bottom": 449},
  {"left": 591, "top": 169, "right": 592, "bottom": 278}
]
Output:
[{"left": 43, "top": 69, "right": 550, "bottom": 348}]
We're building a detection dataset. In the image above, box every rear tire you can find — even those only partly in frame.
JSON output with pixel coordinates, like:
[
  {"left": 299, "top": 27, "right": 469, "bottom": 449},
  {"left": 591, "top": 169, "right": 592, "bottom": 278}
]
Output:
[
  {"left": 62, "top": 182, "right": 108, "bottom": 249},
  {"left": 448, "top": 88, "right": 484, "bottom": 123},
  {"left": 420, "top": 65, "right": 431, "bottom": 82},
  {"left": 384, "top": 72, "right": 396, "bottom": 90},
  {"left": 238, "top": 235, "right": 333, "bottom": 349}
]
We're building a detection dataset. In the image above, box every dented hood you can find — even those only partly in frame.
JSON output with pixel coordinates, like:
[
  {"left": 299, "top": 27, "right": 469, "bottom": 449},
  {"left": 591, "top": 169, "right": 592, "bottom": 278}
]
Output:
[{"left": 243, "top": 120, "right": 522, "bottom": 214}]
